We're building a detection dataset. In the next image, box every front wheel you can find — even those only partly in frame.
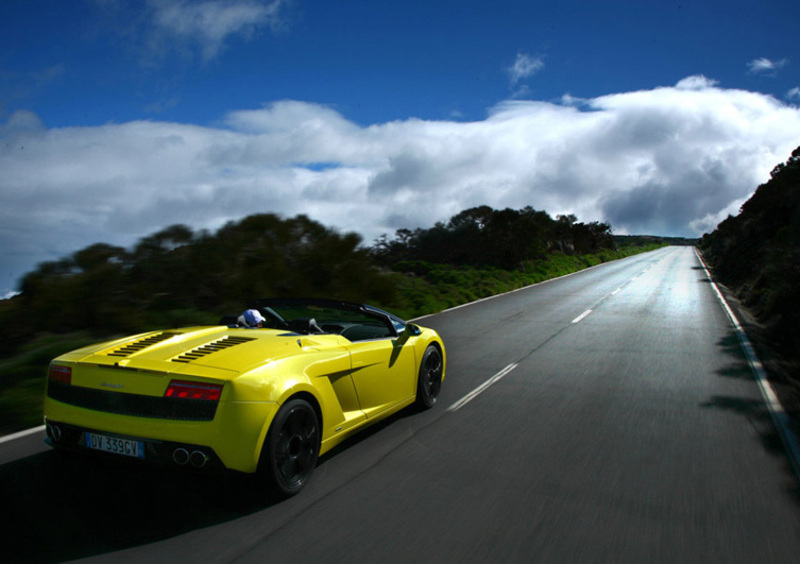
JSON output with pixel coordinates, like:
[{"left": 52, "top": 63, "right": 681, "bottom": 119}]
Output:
[
  {"left": 260, "top": 398, "right": 320, "bottom": 497},
  {"left": 416, "top": 345, "right": 443, "bottom": 409}
]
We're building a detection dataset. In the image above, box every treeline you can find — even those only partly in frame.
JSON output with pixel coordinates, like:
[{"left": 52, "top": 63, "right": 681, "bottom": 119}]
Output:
[
  {"left": 0, "top": 206, "right": 618, "bottom": 356},
  {"left": 613, "top": 235, "right": 698, "bottom": 247},
  {"left": 700, "top": 146, "right": 800, "bottom": 374},
  {"left": 371, "top": 205, "right": 614, "bottom": 270},
  {"left": 0, "top": 214, "right": 394, "bottom": 355}
]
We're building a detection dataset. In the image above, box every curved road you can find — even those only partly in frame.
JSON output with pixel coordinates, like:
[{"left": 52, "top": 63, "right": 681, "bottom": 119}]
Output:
[{"left": 3, "top": 246, "right": 800, "bottom": 562}]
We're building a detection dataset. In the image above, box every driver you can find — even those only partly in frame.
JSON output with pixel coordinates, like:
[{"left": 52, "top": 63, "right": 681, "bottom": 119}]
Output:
[{"left": 239, "top": 309, "right": 266, "bottom": 328}]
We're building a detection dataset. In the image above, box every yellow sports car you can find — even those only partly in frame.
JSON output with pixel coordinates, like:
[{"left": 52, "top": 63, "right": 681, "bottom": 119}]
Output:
[{"left": 43, "top": 299, "right": 445, "bottom": 496}]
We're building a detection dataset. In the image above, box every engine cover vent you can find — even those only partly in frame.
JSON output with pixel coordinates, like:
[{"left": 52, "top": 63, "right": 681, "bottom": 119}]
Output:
[
  {"left": 172, "top": 336, "right": 255, "bottom": 363},
  {"left": 107, "top": 332, "right": 180, "bottom": 357}
]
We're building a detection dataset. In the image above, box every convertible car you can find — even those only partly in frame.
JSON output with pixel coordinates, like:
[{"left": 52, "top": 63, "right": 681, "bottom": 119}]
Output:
[{"left": 43, "top": 299, "right": 445, "bottom": 496}]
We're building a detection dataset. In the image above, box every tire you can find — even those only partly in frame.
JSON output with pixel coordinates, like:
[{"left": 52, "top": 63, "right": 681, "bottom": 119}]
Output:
[
  {"left": 416, "top": 345, "right": 443, "bottom": 409},
  {"left": 260, "top": 398, "right": 320, "bottom": 497}
]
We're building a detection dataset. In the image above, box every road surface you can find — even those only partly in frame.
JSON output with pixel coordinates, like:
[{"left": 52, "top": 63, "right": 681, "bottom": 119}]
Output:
[{"left": 3, "top": 246, "right": 799, "bottom": 562}]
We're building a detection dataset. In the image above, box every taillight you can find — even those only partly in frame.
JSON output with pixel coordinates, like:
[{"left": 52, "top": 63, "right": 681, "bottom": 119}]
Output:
[
  {"left": 48, "top": 364, "right": 72, "bottom": 385},
  {"left": 165, "top": 380, "right": 223, "bottom": 401}
]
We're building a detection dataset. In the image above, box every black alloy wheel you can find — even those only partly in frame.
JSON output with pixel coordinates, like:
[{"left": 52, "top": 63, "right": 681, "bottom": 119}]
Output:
[
  {"left": 416, "top": 345, "right": 443, "bottom": 409},
  {"left": 263, "top": 398, "right": 320, "bottom": 497}
]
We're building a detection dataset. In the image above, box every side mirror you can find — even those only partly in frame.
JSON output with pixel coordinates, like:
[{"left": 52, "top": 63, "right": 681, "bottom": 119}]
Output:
[{"left": 406, "top": 324, "right": 422, "bottom": 336}]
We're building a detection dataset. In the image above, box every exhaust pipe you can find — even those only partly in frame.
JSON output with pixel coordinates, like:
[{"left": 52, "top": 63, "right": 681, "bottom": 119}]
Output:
[
  {"left": 47, "top": 423, "right": 62, "bottom": 442},
  {"left": 189, "top": 450, "right": 208, "bottom": 468},
  {"left": 172, "top": 448, "right": 189, "bottom": 465},
  {"left": 173, "top": 448, "right": 209, "bottom": 468}
]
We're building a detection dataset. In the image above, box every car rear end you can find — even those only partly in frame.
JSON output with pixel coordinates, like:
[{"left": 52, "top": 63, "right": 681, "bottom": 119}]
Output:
[{"left": 43, "top": 328, "right": 284, "bottom": 473}]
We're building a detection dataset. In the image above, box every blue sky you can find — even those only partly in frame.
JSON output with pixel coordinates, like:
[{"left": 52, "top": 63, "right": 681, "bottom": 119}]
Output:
[
  {"left": 5, "top": 0, "right": 798, "bottom": 126},
  {"left": 1, "top": 0, "right": 799, "bottom": 297}
]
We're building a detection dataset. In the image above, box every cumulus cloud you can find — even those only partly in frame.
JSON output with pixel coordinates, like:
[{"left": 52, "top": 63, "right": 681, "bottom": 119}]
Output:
[
  {"left": 2, "top": 77, "right": 800, "bottom": 294},
  {"left": 675, "top": 75, "right": 719, "bottom": 90},
  {"left": 788, "top": 87, "right": 800, "bottom": 101},
  {"left": 0, "top": 109, "right": 44, "bottom": 136},
  {"left": 747, "top": 57, "right": 789, "bottom": 75}
]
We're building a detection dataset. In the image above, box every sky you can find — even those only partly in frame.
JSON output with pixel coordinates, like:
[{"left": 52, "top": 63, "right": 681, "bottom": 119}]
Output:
[{"left": 1, "top": 0, "right": 799, "bottom": 298}]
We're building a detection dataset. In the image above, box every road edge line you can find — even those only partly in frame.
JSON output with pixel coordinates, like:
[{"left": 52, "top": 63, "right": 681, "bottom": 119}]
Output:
[
  {"left": 0, "top": 425, "right": 45, "bottom": 445},
  {"left": 695, "top": 248, "right": 800, "bottom": 481}
]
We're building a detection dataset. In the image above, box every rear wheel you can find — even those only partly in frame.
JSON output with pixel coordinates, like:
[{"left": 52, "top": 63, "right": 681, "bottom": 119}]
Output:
[
  {"left": 260, "top": 398, "right": 320, "bottom": 497},
  {"left": 416, "top": 345, "right": 443, "bottom": 409}
]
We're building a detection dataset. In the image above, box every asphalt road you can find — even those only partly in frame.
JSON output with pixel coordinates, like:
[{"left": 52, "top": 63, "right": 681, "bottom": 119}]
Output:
[{"left": 3, "top": 246, "right": 800, "bottom": 563}]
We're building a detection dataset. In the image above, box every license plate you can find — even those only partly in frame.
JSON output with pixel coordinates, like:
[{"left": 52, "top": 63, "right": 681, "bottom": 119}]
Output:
[{"left": 85, "top": 432, "right": 144, "bottom": 459}]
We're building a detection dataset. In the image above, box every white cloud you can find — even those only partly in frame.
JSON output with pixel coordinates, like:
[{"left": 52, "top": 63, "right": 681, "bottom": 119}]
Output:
[
  {"left": 2, "top": 77, "right": 800, "bottom": 295},
  {"left": 747, "top": 57, "right": 789, "bottom": 74},
  {"left": 688, "top": 196, "right": 748, "bottom": 234},
  {"left": 560, "top": 94, "right": 589, "bottom": 107},
  {"left": 676, "top": 75, "right": 719, "bottom": 90},
  {"left": 788, "top": 87, "right": 800, "bottom": 101},
  {"left": 0, "top": 109, "right": 44, "bottom": 136},
  {"left": 508, "top": 53, "right": 545, "bottom": 86},
  {"left": 148, "top": 0, "right": 285, "bottom": 60}
]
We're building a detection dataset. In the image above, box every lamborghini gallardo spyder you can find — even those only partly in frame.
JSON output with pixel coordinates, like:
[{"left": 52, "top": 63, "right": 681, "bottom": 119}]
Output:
[{"left": 43, "top": 299, "right": 445, "bottom": 496}]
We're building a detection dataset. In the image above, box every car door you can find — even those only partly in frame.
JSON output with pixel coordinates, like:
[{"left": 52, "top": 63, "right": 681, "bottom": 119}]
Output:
[{"left": 346, "top": 324, "right": 418, "bottom": 419}]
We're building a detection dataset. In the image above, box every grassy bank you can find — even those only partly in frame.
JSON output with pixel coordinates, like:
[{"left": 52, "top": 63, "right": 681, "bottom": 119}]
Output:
[
  {"left": 383, "top": 244, "right": 664, "bottom": 319},
  {"left": 0, "top": 333, "right": 99, "bottom": 434}
]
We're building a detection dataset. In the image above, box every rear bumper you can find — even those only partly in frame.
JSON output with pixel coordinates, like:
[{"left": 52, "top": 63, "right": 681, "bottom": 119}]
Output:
[
  {"left": 43, "top": 396, "right": 279, "bottom": 473},
  {"left": 44, "top": 418, "right": 226, "bottom": 470}
]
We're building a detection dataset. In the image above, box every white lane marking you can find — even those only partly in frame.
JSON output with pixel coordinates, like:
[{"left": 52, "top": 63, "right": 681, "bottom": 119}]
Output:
[
  {"left": 0, "top": 425, "right": 45, "bottom": 445},
  {"left": 571, "top": 309, "right": 593, "bottom": 324},
  {"left": 695, "top": 248, "right": 800, "bottom": 481},
  {"left": 448, "top": 363, "right": 518, "bottom": 413}
]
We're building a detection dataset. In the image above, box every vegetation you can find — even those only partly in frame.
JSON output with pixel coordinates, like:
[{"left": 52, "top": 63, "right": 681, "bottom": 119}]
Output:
[
  {"left": 0, "top": 214, "right": 395, "bottom": 357},
  {"left": 0, "top": 204, "right": 658, "bottom": 435},
  {"left": 700, "top": 146, "right": 800, "bottom": 378},
  {"left": 613, "top": 234, "right": 698, "bottom": 247},
  {"left": 0, "top": 334, "right": 99, "bottom": 432},
  {"left": 372, "top": 206, "right": 614, "bottom": 269}
]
